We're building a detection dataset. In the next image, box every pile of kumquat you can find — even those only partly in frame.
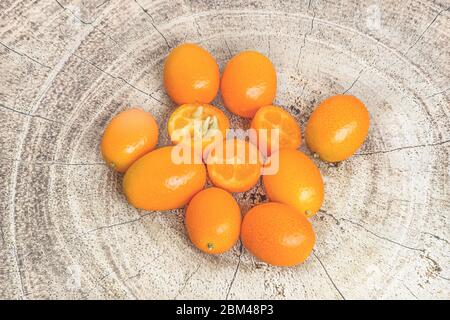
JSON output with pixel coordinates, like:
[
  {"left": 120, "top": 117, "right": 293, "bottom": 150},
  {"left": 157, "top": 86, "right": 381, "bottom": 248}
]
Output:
[{"left": 101, "top": 43, "right": 370, "bottom": 267}]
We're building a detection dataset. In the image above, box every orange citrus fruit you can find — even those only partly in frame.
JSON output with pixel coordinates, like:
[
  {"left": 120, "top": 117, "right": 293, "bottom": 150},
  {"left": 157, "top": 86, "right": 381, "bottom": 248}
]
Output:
[
  {"left": 168, "top": 103, "right": 229, "bottom": 151},
  {"left": 123, "top": 146, "right": 206, "bottom": 211},
  {"left": 164, "top": 43, "right": 220, "bottom": 104},
  {"left": 185, "top": 187, "right": 241, "bottom": 254},
  {"left": 221, "top": 51, "right": 277, "bottom": 118},
  {"left": 305, "top": 94, "right": 370, "bottom": 162},
  {"left": 251, "top": 105, "right": 302, "bottom": 156},
  {"left": 241, "top": 202, "right": 315, "bottom": 267},
  {"left": 101, "top": 108, "right": 158, "bottom": 172},
  {"left": 206, "top": 139, "right": 262, "bottom": 193},
  {"left": 263, "top": 149, "right": 324, "bottom": 217}
]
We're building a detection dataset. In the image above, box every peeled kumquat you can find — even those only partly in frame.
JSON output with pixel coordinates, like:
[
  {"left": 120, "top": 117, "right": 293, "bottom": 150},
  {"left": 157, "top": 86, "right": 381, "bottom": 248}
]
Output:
[
  {"left": 168, "top": 103, "right": 229, "bottom": 152},
  {"left": 206, "top": 139, "right": 262, "bottom": 193},
  {"left": 251, "top": 105, "right": 302, "bottom": 156}
]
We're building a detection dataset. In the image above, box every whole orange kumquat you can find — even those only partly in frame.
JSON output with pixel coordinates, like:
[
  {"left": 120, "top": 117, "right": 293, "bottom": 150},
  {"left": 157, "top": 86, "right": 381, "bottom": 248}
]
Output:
[
  {"left": 185, "top": 187, "right": 241, "bottom": 254},
  {"left": 164, "top": 43, "right": 220, "bottom": 104},
  {"left": 305, "top": 94, "right": 370, "bottom": 162},
  {"left": 221, "top": 51, "right": 277, "bottom": 118},
  {"left": 263, "top": 149, "right": 324, "bottom": 217},
  {"left": 101, "top": 108, "right": 158, "bottom": 172},
  {"left": 241, "top": 202, "right": 315, "bottom": 267},
  {"left": 123, "top": 146, "right": 206, "bottom": 211}
]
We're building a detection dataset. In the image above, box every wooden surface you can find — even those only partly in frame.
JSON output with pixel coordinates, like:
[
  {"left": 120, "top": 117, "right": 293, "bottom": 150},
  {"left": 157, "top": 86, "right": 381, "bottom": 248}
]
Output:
[{"left": 0, "top": 0, "right": 449, "bottom": 299}]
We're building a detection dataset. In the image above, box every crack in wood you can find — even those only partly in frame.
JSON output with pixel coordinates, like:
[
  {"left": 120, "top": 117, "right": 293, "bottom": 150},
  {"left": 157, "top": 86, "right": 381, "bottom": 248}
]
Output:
[
  {"left": 76, "top": 212, "right": 152, "bottom": 239},
  {"left": 224, "top": 38, "right": 233, "bottom": 59},
  {"left": 312, "top": 251, "right": 345, "bottom": 300},
  {"left": 296, "top": 7, "right": 316, "bottom": 69},
  {"left": 438, "top": 275, "right": 450, "bottom": 281},
  {"left": 402, "top": 282, "right": 419, "bottom": 299},
  {"left": 356, "top": 139, "right": 450, "bottom": 156},
  {"left": 0, "top": 103, "right": 62, "bottom": 124},
  {"left": 54, "top": 0, "right": 122, "bottom": 48},
  {"left": 0, "top": 225, "right": 4, "bottom": 247},
  {"left": 96, "top": 0, "right": 110, "bottom": 9},
  {"left": 12, "top": 245, "right": 26, "bottom": 299},
  {"left": 321, "top": 212, "right": 445, "bottom": 279},
  {"left": 342, "top": 68, "right": 364, "bottom": 94},
  {"left": 321, "top": 212, "right": 424, "bottom": 252},
  {"left": 421, "top": 232, "right": 450, "bottom": 246},
  {"left": 319, "top": 209, "right": 339, "bottom": 224},
  {"left": 225, "top": 243, "right": 243, "bottom": 300},
  {"left": 72, "top": 53, "right": 170, "bottom": 107},
  {"left": 55, "top": 0, "right": 95, "bottom": 24},
  {"left": 193, "top": 19, "right": 202, "bottom": 37},
  {"left": 0, "top": 41, "right": 51, "bottom": 70},
  {"left": 405, "top": 6, "right": 450, "bottom": 55},
  {"left": 134, "top": 0, "right": 171, "bottom": 49},
  {"left": 173, "top": 263, "right": 201, "bottom": 299}
]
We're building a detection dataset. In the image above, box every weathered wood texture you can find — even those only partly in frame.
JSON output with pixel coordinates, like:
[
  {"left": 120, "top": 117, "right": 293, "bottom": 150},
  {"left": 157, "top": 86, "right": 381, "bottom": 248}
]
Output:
[{"left": 0, "top": 0, "right": 449, "bottom": 299}]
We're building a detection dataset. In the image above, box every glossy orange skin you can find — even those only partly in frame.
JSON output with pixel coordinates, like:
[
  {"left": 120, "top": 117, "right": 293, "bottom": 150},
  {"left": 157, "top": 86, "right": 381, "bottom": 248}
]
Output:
[
  {"left": 167, "top": 103, "right": 230, "bottom": 151},
  {"left": 221, "top": 51, "right": 277, "bottom": 118},
  {"left": 263, "top": 149, "right": 324, "bottom": 217},
  {"left": 123, "top": 146, "right": 206, "bottom": 211},
  {"left": 206, "top": 139, "right": 262, "bottom": 193},
  {"left": 241, "top": 202, "right": 315, "bottom": 267},
  {"left": 251, "top": 105, "right": 302, "bottom": 156},
  {"left": 185, "top": 187, "right": 241, "bottom": 254},
  {"left": 164, "top": 43, "right": 220, "bottom": 104},
  {"left": 305, "top": 95, "right": 370, "bottom": 162},
  {"left": 101, "top": 108, "right": 158, "bottom": 172}
]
